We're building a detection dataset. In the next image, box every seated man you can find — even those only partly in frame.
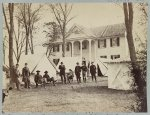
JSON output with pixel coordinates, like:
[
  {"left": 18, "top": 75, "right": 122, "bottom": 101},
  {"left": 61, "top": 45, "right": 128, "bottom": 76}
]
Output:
[
  {"left": 43, "top": 71, "right": 56, "bottom": 86},
  {"left": 67, "top": 69, "right": 74, "bottom": 83},
  {"left": 34, "top": 70, "right": 46, "bottom": 88}
]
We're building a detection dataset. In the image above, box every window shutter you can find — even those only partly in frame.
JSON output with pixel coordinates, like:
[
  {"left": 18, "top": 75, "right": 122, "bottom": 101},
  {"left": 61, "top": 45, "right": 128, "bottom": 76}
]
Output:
[
  {"left": 117, "top": 37, "right": 120, "bottom": 46},
  {"left": 98, "top": 40, "right": 100, "bottom": 48},
  {"left": 53, "top": 46, "right": 55, "bottom": 52},
  {"left": 57, "top": 45, "right": 59, "bottom": 52},
  {"left": 104, "top": 39, "right": 106, "bottom": 48},
  {"left": 110, "top": 38, "right": 112, "bottom": 47},
  {"left": 79, "top": 42, "right": 80, "bottom": 49},
  {"left": 68, "top": 44, "right": 70, "bottom": 51}
]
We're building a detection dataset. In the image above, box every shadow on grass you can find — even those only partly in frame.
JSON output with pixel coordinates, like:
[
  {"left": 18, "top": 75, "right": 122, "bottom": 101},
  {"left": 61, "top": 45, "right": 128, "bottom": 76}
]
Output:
[{"left": 73, "top": 86, "right": 133, "bottom": 95}]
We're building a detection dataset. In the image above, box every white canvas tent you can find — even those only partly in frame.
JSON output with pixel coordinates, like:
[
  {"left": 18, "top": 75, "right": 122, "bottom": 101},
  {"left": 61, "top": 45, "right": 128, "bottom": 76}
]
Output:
[
  {"left": 107, "top": 61, "right": 133, "bottom": 90},
  {"left": 93, "top": 58, "right": 108, "bottom": 76},
  {"left": 32, "top": 55, "right": 57, "bottom": 78},
  {"left": 18, "top": 54, "right": 58, "bottom": 84}
]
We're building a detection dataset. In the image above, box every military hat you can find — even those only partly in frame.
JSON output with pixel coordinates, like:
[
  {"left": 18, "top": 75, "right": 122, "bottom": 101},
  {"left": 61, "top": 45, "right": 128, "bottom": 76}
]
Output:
[
  {"left": 76, "top": 62, "right": 79, "bottom": 64},
  {"left": 44, "top": 71, "right": 48, "bottom": 73},
  {"left": 25, "top": 63, "right": 28, "bottom": 65},
  {"left": 36, "top": 70, "right": 40, "bottom": 72}
]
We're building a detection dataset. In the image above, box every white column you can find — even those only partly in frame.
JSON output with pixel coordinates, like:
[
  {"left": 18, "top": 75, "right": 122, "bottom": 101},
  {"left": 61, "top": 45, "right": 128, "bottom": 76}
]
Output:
[
  {"left": 80, "top": 40, "right": 83, "bottom": 58},
  {"left": 71, "top": 41, "right": 74, "bottom": 57},
  {"left": 89, "top": 39, "right": 92, "bottom": 64},
  {"left": 94, "top": 40, "right": 97, "bottom": 61}
]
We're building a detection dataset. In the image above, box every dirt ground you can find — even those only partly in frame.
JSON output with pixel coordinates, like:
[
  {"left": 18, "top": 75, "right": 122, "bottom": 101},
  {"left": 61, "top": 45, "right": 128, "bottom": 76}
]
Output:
[{"left": 3, "top": 77, "right": 136, "bottom": 112}]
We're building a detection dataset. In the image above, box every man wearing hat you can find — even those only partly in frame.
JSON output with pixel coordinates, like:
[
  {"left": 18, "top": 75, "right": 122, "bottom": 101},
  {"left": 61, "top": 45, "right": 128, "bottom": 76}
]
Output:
[
  {"left": 43, "top": 71, "right": 56, "bottom": 86},
  {"left": 22, "top": 63, "right": 30, "bottom": 88},
  {"left": 81, "top": 63, "right": 88, "bottom": 83},
  {"left": 75, "top": 62, "right": 81, "bottom": 83},
  {"left": 90, "top": 62, "right": 97, "bottom": 82},
  {"left": 34, "top": 70, "right": 43, "bottom": 88},
  {"left": 59, "top": 62, "right": 66, "bottom": 84}
]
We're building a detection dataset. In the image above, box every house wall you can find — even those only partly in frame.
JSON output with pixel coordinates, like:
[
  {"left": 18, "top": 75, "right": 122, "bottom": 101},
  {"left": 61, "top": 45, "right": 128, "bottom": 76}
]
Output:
[
  {"left": 50, "top": 36, "right": 129, "bottom": 62},
  {"left": 97, "top": 37, "right": 129, "bottom": 59}
]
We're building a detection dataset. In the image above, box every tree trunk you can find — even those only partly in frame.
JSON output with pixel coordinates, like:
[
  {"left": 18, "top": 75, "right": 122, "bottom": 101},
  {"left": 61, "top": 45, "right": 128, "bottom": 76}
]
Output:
[
  {"left": 62, "top": 35, "right": 65, "bottom": 57},
  {"left": 9, "top": 3, "right": 14, "bottom": 68},
  {"left": 123, "top": 3, "right": 137, "bottom": 67},
  {"left": 123, "top": 3, "right": 147, "bottom": 112}
]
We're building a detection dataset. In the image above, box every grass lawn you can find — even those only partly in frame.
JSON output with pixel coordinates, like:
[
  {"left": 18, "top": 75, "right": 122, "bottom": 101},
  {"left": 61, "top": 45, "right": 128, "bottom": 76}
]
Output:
[{"left": 3, "top": 77, "right": 136, "bottom": 112}]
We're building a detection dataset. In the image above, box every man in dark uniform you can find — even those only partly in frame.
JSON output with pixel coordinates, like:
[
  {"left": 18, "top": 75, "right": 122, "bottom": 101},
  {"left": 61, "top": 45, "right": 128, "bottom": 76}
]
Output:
[
  {"left": 34, "top": 70, "right": 43, "bottom": 88},
  {"left": 75, "top": 62, "right": 81, "bottom": 83},
  {"left": 90, "top": 62, "right": 97, "bottom": 82},
  {"left": 81, "top": 63, "right": 87, "bottom": 83},
  {"left": 22, "top": 63, "right": 30, "bottom": 88},
  {"left": 43, "top": 71, "right": 56, "bottom": 86},
  {"left": 12, "top": 64, "right": 20, "bottom": 90},
  {"left": 59, "top": 62, "right": 66, "bottom": 84}
]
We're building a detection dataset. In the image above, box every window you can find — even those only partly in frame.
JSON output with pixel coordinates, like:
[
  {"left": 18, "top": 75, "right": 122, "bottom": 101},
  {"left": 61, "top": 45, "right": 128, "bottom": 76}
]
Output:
[
  {"left": 66, "top": 43, "right": 70, "bottom": 51},
  {"left": 82, "top": 41, "right": 87, "bottom": 49},
  {"left": 111, "top": 55, "right": 120, "bottom": 60},
  {"left": 98, "top": 39, "right": 106, "bottom": 48},
  {"left": 53, "top": 45, "right": 59, "bottom": 52},
  {"left": 110, "top": 37, "right": 120, "bottom": 47},
  {"left": 100, "top": 56, "right": 107, "bottom": 59}
]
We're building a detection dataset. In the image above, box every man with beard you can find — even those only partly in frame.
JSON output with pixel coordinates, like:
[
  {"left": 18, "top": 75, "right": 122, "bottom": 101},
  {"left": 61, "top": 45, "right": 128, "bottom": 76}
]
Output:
[
  {"left": 75, "top": 62, "right": 81, "bottom": 83},
  {"left": 22, "top": 63, "right": 30, "bottom": 88}
]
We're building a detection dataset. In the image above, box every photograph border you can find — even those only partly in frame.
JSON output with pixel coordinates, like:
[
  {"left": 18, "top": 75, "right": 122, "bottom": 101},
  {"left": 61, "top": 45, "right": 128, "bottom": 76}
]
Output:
[{"left": 0, "top": 0, "right": 149, "bottom": 115}]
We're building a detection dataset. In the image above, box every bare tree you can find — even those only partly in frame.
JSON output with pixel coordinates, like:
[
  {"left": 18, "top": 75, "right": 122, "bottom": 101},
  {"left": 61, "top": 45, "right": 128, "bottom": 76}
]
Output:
[
  {"left": 49, "top": 3, "right": 74, "bottom": 57},
  {"left": 16, "top": 3, "right": 42, "bottom": 55},
  {"left": 2, "top": 3, "right": 14, "bottom": 78},
  {"left": 13, "top": 19, "right": 26, "bottom": 63}
]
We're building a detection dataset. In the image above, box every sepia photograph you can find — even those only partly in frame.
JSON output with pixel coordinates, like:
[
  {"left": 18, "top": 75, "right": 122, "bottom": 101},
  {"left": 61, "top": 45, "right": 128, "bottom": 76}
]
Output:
[{"left": 2, "top": 2, "right": 148, "bottom": 113}]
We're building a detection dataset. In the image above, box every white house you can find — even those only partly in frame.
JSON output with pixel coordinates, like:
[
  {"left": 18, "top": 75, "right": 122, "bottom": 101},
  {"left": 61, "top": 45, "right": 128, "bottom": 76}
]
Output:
[{"left": 43, "top": 23, "right": 130, "bottom": 65}]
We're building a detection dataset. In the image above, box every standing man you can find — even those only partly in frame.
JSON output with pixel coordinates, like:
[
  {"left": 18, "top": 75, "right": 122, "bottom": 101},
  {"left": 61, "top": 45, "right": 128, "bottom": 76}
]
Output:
[
  {"left": 22, "top": 63, "right": 30, "bottom": 88},
  {"left": 12, "top": 64, "right": 20, "bottom": 90},
  {"left": 59, "top": 62, "right": 66, "bottom": 84},
  {"left": 81, "top": 63, "right": 88, "bottom": 83},
  {"left": 90, "top": 62, "right": 97, "bottom": 82},
  {"left": 75, "top": 62, "right": 81, "bottom": 83}
]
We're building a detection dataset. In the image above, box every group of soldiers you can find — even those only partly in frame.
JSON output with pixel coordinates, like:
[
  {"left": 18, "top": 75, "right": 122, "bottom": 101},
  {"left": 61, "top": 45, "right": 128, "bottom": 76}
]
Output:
[
  {"left": 59, "top": 61, "right": 97, "bottom": 84},
  {"left": 11, "top": 61, "right": 97, "bottom": 90},
  {"left": 11, "top": 63, "right": 56, "bottom": 90}
]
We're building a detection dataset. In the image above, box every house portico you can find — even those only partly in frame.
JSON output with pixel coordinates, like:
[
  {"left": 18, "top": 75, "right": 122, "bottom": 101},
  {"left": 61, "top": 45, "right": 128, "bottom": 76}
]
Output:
[{"left": 68, "top": 39, "right": 96, "bottom": 63}]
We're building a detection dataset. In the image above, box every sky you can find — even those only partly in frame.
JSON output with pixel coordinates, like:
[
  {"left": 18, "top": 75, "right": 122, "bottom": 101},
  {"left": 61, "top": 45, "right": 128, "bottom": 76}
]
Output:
[
  {"left": 38, "top": 3, "right": 124, "bottom": 28},
  {"left": 34, "top": 3, "right": 125, "bottom": 46}
]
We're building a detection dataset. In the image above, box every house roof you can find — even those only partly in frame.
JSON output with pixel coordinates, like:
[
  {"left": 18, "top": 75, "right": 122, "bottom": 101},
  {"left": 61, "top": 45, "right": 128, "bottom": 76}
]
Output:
[{"left": 43, "top": 23, "right": 126, "bottom": 46}]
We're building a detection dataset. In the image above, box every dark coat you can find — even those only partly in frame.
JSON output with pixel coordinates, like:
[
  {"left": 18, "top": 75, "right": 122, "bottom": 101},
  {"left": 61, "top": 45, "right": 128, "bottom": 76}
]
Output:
[
  {"left": 43, "top": 74, "right": 52, "bottom": 81},
  {"left": 82, "top": 65, "right": 87, "bottom": 72},
  {"left": 22, "top": 67, "right": 30, "bottom": 77},
  {"left": 75, "top": 66, "right": 81, "bottom": 75},
  {"left": 90, "top": 65, "right": 96, "bottom": 74},
  {"left": 12, "top": 67, "right": 20, "bottom": 83},
  {"left": 59, "top": 65, "right": 65, "bottom": 75},
  {"left": 34, "top": 74, "right": 43, "bottom": 83}
]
